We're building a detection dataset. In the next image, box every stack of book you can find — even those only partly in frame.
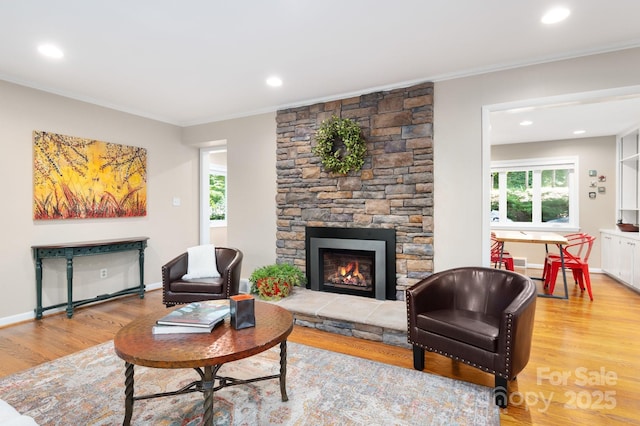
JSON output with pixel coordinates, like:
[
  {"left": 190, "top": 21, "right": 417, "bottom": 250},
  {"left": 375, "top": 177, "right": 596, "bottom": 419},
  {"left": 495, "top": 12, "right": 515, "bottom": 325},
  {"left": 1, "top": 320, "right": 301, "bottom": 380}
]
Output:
[{"left": 152, "top": 300, "right": 230, "bottom": 335}]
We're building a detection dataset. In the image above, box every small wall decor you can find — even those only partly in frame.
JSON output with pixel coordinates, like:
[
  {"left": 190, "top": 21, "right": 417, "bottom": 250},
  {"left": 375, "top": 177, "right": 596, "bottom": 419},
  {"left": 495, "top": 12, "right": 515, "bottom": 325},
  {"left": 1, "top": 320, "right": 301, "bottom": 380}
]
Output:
[
  {"left": 598, "top": 175, "right": 606, "bottom": 182},
  {"left": 598, "top": 186, "right": 606, "bottom": 193},
  {"left": 588, "top": 169, "right": 597, "bottom": 177},
  {"left": 313, "top": 115, "right": 366, "bottom": 174},
  {"left": 589, "top": 192, "right": 597, "bottom": 199},
  {"left": 33, "top": 130, "right": 147, "bottom": 220}
]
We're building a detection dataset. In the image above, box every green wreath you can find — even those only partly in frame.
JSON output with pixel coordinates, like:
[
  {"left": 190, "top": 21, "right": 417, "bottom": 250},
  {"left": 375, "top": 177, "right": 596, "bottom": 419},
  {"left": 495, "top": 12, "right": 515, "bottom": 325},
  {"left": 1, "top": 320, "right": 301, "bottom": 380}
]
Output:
[{"left": 313, "top": 115, "right": 366, "bottom": 174}]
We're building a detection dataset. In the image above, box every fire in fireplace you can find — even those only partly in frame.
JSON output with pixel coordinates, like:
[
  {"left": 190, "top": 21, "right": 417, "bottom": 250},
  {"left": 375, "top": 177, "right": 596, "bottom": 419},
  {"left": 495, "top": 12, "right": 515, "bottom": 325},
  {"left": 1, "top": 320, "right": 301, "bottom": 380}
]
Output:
[
  {"left": 305, "top": 227, "right": 396, "bottom": 300},
  {"left": 322, "top": 249, "right": 374, "bottom": 291}
]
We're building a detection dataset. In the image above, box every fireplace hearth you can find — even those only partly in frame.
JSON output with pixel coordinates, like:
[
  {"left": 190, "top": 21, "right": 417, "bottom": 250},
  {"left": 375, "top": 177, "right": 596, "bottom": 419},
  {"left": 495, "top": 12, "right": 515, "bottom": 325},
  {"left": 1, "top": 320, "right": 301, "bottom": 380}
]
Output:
[{"left": 305, "top": 227, "right": 396, "bottom": 300}]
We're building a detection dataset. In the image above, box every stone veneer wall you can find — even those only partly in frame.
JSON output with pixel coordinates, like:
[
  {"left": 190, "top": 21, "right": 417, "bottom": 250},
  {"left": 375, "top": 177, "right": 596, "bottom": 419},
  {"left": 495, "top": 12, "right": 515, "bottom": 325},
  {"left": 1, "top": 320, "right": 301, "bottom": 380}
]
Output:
[{"left": 275, "top": 81, "right": 434, "bottom": 300}]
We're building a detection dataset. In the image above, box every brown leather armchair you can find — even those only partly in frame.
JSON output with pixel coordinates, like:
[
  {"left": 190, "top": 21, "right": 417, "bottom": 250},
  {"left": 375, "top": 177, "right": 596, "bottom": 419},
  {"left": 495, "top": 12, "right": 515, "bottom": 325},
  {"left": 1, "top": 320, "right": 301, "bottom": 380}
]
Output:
[
  {"left": 406, "top": 266, "right": 536, "bottom": 407},
  {"left": 162, "top": 247, "right": 243, "bottom": 307}
]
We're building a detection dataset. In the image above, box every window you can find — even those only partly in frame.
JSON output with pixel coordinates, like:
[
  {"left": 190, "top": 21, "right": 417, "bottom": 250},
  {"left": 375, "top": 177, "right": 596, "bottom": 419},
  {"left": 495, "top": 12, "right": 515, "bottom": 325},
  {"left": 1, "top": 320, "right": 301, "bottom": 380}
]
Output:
[
  {"left": 209, "top": 165, "right": 226, "bottom": 226},
  {"left": 490, "top": 157, "right": 578, "bottom": 230}
]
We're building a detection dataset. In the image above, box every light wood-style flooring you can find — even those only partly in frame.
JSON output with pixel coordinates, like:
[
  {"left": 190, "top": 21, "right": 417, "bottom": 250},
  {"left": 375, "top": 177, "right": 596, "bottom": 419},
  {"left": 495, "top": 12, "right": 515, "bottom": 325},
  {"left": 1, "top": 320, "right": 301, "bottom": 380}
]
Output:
[{"left": 0, "top": 272, "right": 638, "bottom": 425}]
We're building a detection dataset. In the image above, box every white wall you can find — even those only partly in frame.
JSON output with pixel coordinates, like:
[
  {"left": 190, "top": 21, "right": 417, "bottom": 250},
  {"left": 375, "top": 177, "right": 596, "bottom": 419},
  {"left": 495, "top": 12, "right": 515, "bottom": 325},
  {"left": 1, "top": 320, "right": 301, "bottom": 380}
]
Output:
[
  {"left": 181, "top": 113, "right": 277, "bottom": 278},
  {"left": 434, "top": 47, "right": 640, "bottom": 271},
  {"left": 0, "top": 80, "right": 200, "bottom": 321}
]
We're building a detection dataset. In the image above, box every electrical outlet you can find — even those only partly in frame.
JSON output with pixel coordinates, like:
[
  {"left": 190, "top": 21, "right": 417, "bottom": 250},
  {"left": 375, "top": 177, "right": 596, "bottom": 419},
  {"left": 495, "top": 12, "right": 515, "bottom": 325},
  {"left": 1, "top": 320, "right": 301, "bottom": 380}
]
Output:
[{"left": 100, "top": 268, "right": 108, "bottom": 279}]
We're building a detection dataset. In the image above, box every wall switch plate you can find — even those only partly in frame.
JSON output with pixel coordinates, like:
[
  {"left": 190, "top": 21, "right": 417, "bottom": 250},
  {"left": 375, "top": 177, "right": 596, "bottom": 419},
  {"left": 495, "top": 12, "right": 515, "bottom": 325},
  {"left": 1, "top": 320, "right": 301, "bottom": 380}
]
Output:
[
  {"left": 100, "top": 268, "right": 108, "bottom": 279},
  {"left": 172, "top": 197, "right": 181, "bottom": 206}
]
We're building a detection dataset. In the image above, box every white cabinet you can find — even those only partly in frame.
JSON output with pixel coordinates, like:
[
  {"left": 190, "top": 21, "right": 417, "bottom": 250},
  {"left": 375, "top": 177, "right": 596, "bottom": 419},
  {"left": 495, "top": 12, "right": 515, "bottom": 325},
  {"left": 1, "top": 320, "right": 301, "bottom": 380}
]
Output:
[
  {"left": 600, "top": 232, "right": 616, "bottom": 275},
  {"left": 634, "top": 242, "right": 640, "bottom": 291},
  {"left": 601, "top": 230, "right": 640, "bottom": 292},
  {"left": 618, "top": 237, "right": 635, "bottom": 284}
]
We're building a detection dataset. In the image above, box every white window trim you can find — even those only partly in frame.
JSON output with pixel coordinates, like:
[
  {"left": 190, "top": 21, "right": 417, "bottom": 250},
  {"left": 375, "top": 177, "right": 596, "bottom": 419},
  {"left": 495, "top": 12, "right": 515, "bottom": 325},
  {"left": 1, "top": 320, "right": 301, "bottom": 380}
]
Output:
[{"left": 490, "top": 156, "right": 580, "bottom": 232}]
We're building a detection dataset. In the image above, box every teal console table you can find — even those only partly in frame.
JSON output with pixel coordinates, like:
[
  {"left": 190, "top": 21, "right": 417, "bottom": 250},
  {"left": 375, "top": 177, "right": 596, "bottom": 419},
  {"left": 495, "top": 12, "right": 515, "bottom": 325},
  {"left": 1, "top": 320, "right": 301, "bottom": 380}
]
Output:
[{"left": 32, "top": 237, "right": 149, "bottom": 319}]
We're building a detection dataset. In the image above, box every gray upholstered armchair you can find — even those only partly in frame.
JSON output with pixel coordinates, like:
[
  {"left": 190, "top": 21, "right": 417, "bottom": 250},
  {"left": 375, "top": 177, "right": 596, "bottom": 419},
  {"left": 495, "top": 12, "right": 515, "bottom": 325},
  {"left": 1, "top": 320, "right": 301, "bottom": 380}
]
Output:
[
  {"left": 406, "top": 266, "right": 537, "bottom": 407},
  {"left": 162, "top": 247, "right": 243, "bottom": 307}
]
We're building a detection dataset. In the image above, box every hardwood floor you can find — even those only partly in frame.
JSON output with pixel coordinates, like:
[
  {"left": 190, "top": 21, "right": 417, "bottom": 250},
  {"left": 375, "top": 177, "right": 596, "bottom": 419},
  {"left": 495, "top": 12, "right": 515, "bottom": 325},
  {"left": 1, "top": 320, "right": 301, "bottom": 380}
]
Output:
[{"left": 1, "top": 272, "right": 638, "bottom": 425}]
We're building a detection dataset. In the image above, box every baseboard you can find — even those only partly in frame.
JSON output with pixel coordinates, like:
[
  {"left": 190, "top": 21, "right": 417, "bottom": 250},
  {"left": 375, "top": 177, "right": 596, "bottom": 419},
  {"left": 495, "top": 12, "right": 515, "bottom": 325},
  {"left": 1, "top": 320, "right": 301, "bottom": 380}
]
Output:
[
  {"left": 0, "top": 281, "right": 163, "bottom": 328},
  {"left": 146, "top": 282, "right": 162, "bottom": 291},
  {"left": 0, "top": 311, "right": 33, "bottom": 328}
]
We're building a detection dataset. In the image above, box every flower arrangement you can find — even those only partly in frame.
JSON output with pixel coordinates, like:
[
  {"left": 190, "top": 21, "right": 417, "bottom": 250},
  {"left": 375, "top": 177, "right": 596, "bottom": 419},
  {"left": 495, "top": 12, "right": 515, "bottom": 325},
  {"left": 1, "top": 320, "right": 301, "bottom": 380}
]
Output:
[
  {"left": 249, "top": 263, "right": 307, "bottom": 300},
  {"left": 313, "top": 115, "right": 366, "bottom": 174}
]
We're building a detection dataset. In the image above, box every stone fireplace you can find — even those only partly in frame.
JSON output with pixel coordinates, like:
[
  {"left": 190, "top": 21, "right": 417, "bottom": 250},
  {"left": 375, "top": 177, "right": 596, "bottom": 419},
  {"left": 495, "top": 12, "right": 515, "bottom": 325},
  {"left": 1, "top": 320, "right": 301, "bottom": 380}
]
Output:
[
  {"left": 306, "top": 226, "right": 396, "bottom": 300},
  {"left": 275, "top": 81, "right": 434, "bottom": 300}
]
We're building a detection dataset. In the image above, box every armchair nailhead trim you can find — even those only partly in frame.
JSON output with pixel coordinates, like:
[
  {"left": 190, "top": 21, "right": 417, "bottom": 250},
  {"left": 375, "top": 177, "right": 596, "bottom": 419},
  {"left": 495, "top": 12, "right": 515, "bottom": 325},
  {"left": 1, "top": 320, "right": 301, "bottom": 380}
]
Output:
[
  {"left": 505, "top": 313, "right": 513, "bottom": 375},
  {"left": 408, "top": 341, "right": 498, "bottom": 375},
  {"left": 405, "top": 294, "right": 412, "bottom": 331}
]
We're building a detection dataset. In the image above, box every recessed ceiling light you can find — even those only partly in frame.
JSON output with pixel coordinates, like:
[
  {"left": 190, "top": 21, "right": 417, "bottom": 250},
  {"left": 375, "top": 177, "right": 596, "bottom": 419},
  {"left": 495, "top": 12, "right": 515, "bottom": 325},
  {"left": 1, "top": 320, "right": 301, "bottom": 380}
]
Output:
[
  {"left": 266, "top": 76, "right": 283, "bottom": 87},
  {"left": 541, "top": 7, "right": 570, "bottom": 24},
  {"left": 519, "top": 120, "right": 533, "bottom": 126},
  {"left": 573, "top": 130, "right": 586, "bottom": 135},
  {"left": 38, "top": 43, "right": 64, "bottom": 59}
]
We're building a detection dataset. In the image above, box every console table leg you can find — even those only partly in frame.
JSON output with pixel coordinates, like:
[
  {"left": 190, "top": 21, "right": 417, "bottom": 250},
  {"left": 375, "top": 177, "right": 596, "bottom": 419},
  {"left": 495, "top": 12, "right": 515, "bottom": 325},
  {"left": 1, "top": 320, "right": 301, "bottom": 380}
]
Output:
[
  {"left": 65, "top": 250, "right": 74, "bottom": 318},
  {"left": 35, "top": 257, "right": 43, "bottom": 319},
  {"left": 123, "top": 362, "right": 134, "bottom": 426},
  {"left": 279, "top": 340, "right": 288, "bottom": 402},
  {"left": 138, "top": 247, "right": 145, "bottom": 299}
]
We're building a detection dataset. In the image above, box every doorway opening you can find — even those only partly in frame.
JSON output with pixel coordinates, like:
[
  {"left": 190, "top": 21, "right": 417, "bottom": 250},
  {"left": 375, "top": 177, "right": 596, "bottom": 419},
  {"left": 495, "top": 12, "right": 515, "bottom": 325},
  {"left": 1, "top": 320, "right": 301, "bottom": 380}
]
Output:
[
  {"left": 482, "top": 85, "right": 640, "bottom": 266},
  {"left": 199, "top": 144, "right": 227, "bottom": 246}
]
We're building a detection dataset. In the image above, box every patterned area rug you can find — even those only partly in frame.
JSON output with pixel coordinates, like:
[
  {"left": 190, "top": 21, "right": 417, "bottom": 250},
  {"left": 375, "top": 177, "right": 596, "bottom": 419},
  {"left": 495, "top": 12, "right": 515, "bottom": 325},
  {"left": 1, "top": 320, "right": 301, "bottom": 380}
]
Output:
[{"left": 0, "top": 341, "right": 499, "bottom": 425}]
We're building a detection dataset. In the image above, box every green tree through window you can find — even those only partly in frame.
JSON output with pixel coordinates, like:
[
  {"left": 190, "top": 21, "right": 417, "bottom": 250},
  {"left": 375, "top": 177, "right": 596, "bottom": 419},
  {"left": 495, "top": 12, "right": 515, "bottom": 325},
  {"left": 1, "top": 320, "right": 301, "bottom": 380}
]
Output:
[
  {"left": 541, "top": 169, "right": 569, "bottom": 222},
  {"left": 491, "top": 157, "right": 576, "bottom": 228},
  {"left": 506, "top": 170, "right": 533, "bottom": 222},
  {"left": 209, "top": 173, "right": 226, "bottom": 221}
]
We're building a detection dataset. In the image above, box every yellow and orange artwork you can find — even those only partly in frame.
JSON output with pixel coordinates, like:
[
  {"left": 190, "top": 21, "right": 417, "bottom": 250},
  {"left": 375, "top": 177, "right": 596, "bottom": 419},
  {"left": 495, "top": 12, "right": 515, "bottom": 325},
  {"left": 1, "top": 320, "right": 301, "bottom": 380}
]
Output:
[{"left": 33, "top": 131, "right": 147, "bottom": 220}]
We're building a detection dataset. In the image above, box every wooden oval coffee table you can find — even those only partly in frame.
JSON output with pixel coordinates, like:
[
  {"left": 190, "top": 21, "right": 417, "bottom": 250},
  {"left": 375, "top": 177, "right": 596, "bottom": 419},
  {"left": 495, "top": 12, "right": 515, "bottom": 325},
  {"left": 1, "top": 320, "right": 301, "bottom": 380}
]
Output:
[{"left": 114, "top": 301, "right": 293, "bottom": 425}]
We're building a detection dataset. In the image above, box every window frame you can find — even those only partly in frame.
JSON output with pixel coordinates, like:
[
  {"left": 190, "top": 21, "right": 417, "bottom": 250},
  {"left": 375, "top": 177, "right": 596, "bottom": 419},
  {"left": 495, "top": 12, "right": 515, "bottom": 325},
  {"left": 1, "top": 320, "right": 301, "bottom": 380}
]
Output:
[{"left": 490, "top": 156, "right": 579, "bottom": 232}]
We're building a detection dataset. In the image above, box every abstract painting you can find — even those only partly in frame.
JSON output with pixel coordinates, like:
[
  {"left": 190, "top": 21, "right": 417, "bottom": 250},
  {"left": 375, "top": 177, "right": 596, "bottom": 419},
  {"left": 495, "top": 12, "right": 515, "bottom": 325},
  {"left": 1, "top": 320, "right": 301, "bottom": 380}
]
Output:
[{"left": 33, "top": 131, "right": 147, "bottom": 220}]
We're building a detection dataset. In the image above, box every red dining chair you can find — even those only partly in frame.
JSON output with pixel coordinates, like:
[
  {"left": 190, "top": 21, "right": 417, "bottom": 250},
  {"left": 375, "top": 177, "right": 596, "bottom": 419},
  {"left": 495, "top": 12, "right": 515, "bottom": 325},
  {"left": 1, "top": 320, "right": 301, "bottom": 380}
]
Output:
[
  {"left": 491, "top": 233, "right": 514, "bottom": 271},
  {"left": 541, "top": 233, "right": 587, "bottom": 283},
  {"left": 544, "top": 234, "right": 595, "bottom": 300}
]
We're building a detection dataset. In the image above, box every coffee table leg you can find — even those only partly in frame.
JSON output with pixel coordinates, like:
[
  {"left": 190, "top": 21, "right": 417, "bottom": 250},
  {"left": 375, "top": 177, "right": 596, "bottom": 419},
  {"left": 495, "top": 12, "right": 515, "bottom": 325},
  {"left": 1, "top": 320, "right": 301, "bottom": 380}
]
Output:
[
  {"left": 123, "top": 362, "right": 134, "bottom": 426},
  {"left": 279, "top": 340, "right": 288, "bottom": 402}
]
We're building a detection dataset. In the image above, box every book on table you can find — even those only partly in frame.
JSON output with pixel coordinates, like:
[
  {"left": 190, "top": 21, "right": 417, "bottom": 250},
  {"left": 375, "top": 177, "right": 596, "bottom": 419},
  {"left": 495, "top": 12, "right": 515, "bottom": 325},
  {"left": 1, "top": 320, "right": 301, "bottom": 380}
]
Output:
[
  {"left": 152, "top": 320, "right": 224, "bottom": 335},
  {"left": 156, "top": 300, "right": 230, "bottom": 328}
]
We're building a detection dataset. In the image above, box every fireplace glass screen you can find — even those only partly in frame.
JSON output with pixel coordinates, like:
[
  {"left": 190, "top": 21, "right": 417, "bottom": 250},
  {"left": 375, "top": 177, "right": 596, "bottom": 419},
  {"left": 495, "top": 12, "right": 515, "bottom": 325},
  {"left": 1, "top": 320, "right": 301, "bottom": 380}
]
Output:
[{"left": 320, "top": 248, "right": 375, "bottom": 294}]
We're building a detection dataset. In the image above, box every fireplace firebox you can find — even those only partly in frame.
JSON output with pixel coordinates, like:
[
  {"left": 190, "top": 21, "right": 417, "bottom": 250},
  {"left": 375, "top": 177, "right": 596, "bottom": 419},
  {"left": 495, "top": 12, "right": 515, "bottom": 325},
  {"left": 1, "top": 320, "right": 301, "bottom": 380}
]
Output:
[
  {"left": 305, "top": 227, "right": 396, "bottom": 300},
  {"left": 322, "top": 248, "right": 374, "bottom": 293}
]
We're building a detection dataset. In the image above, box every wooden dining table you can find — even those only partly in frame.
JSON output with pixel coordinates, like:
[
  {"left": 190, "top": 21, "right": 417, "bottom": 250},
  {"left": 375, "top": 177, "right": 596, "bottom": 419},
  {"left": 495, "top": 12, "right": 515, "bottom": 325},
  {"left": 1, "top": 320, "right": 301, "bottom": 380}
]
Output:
[{"left": 492, "top": 230, "right": 569, "bottom": 299}]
